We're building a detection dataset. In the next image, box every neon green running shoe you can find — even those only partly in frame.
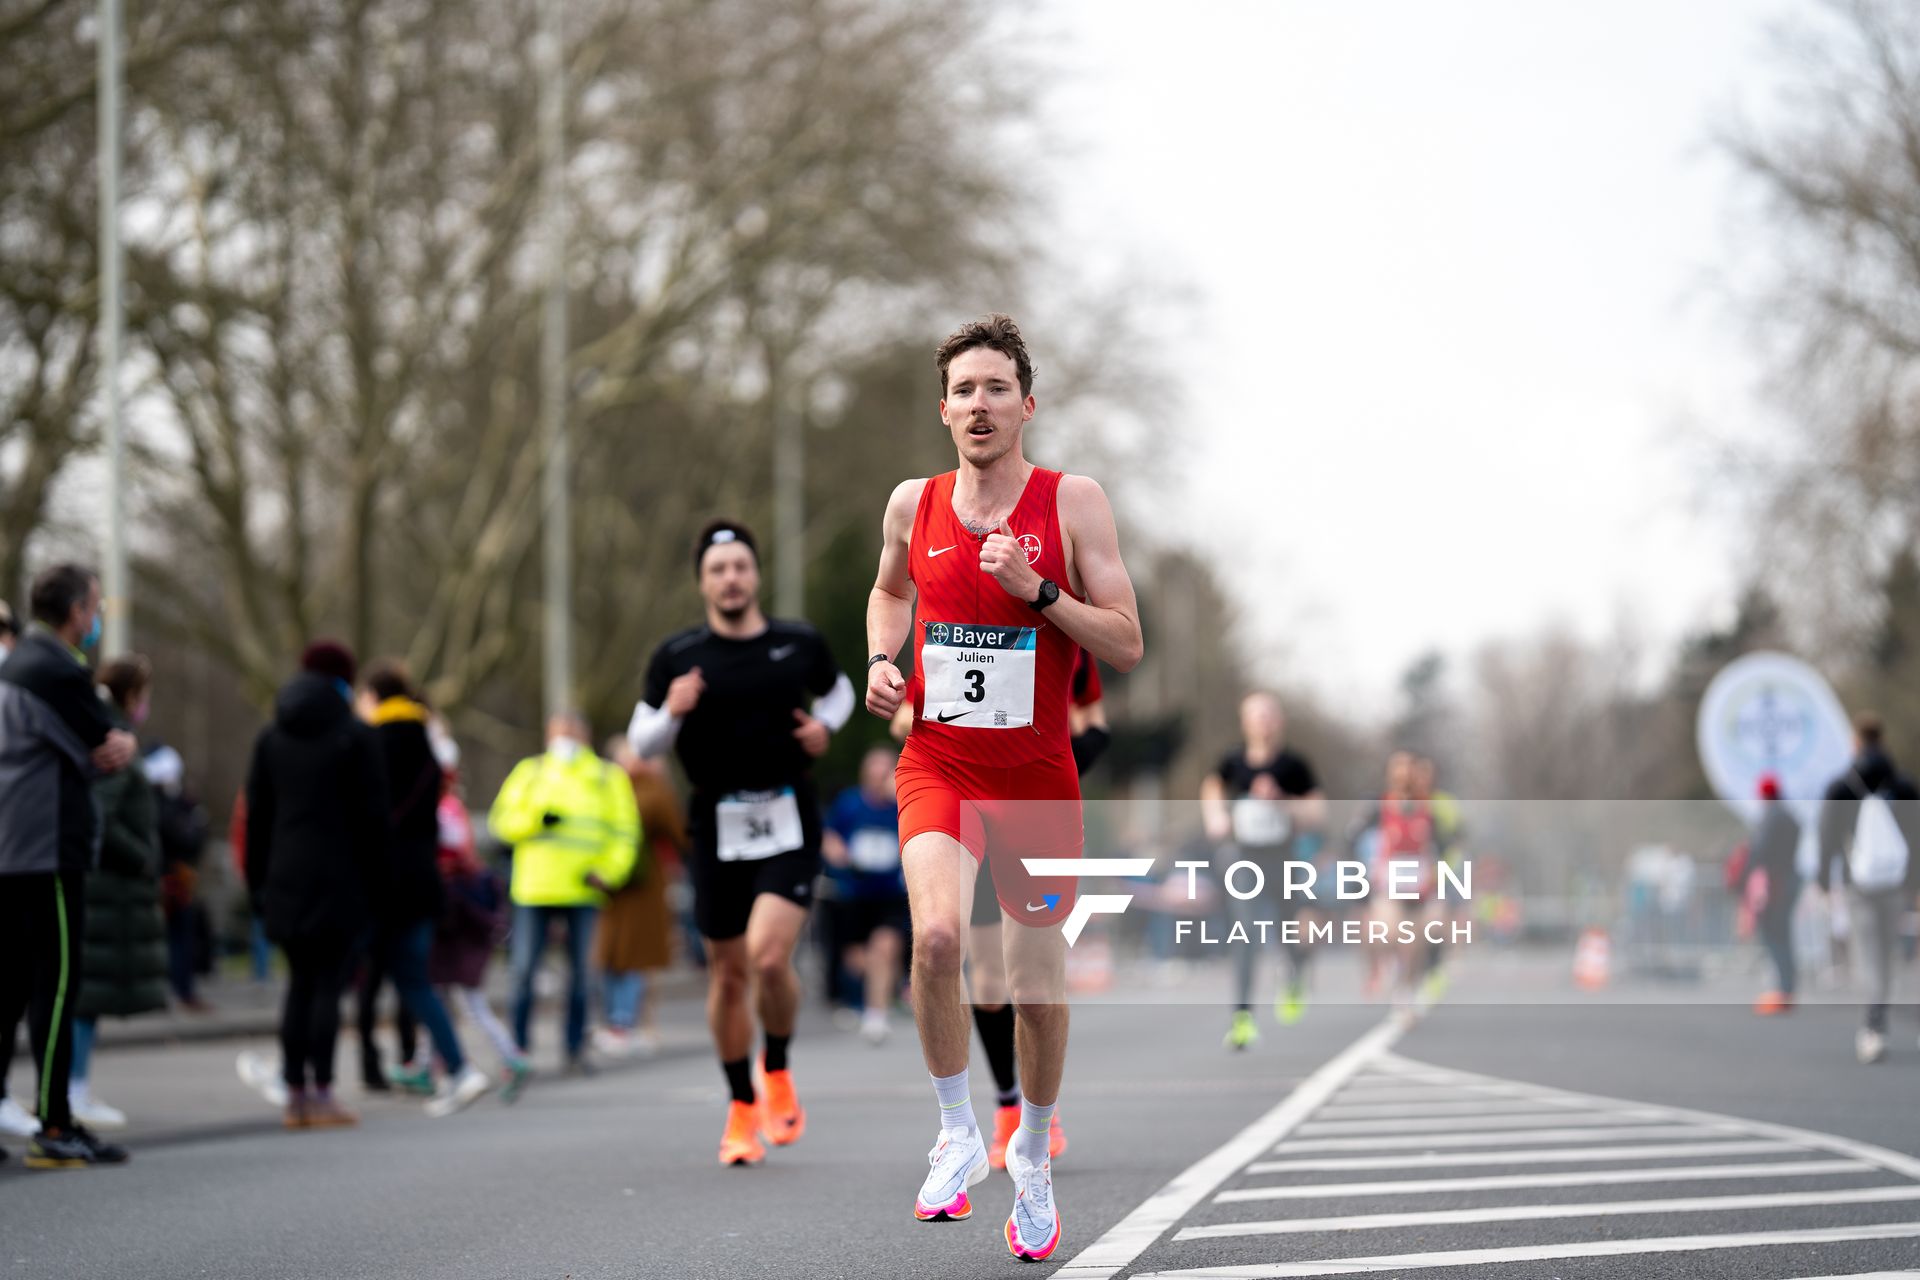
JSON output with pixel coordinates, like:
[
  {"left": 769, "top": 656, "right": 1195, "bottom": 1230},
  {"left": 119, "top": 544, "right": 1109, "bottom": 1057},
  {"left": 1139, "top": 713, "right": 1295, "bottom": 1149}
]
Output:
[
  {"left": 1224, "top": 1010, "right": 1259, "bottom": 1051},
  {"left": 1275, "top": 984, "right": 1307, "bottom": 1027}
]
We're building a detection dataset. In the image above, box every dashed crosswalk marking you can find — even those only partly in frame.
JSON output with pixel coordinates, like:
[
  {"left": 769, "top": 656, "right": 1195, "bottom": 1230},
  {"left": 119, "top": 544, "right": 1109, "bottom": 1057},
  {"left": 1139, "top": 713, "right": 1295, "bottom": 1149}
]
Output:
[
  {"left": 1214, "top": 1158, "right": 1878, "bottom": 1202},
  {"left": 1174, "top": 1184, "right": 1920, "bottom": 1240},
  {"left": 1129, "top": 1223, "right": 1920, "bottom": 1278},
  {"left": 1244, "top": 1138, "right": 1812, "bottom": 1173},
  {"left": 1051, "top": 1020, "right": 1920, "bottom": 1280},
  {"left": 1294, "top": 1106, "right": 1676, "bottom": 1136}
]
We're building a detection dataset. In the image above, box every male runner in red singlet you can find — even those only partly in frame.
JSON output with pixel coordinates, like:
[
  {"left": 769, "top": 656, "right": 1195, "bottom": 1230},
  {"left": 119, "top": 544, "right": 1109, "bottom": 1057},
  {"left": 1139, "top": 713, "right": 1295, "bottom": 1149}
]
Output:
[{"left": 865, "top": 315, "right": 1142, "bottom": 1263}]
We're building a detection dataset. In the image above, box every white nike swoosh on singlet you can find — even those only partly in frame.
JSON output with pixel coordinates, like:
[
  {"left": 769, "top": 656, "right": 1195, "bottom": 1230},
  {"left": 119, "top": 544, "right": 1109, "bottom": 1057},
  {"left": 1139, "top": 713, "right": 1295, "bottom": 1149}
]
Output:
[
  {"left": 768, "top": 644, "right": 797, "bottom": 661},
  {"left": 927, "top": 544, "right": 958, "bottom": 557}
]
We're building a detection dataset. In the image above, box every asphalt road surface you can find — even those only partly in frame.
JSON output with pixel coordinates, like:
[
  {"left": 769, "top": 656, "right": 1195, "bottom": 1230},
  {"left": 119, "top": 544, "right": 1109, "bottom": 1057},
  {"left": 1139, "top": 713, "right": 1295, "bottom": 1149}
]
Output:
[{"left": 3, "top": 969, "right": 1918, "bottom": 1280}]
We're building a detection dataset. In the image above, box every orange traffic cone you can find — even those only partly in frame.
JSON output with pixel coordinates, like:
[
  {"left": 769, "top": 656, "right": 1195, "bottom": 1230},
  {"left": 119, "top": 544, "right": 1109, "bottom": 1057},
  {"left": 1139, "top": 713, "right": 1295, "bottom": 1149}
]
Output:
[{"left": 1572, "top": 928, "right": 1611, "bottom": 991}]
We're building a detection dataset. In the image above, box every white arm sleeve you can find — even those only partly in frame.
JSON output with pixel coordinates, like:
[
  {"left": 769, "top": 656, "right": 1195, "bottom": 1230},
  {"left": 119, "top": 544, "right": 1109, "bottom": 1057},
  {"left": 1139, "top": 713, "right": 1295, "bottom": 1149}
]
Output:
[
  {"left": 626, "top": 700, "right": 680, "bottom": 759},
  {"left": 810, "top": 673, "right": 856, "bottom": 733}
]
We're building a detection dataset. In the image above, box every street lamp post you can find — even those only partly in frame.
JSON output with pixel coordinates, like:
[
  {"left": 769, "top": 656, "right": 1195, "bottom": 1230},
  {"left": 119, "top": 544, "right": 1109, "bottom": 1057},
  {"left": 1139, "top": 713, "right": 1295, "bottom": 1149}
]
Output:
[
  {"left": 539, "top": 0, "right": 572, "bottom": 721},
  {"left": 99, "top": 0, "right": 127, "bottom": 656}
]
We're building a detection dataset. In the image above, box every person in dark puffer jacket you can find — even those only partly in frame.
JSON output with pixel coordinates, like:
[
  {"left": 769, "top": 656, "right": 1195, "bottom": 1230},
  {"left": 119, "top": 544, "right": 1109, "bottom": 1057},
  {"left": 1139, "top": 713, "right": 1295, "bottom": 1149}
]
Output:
[
  {"left": 245, "top": 640, "right": 388, "bottom": 1130},
  {"left": 68, "top": 657, "right": 170, "bottom": 1131}
]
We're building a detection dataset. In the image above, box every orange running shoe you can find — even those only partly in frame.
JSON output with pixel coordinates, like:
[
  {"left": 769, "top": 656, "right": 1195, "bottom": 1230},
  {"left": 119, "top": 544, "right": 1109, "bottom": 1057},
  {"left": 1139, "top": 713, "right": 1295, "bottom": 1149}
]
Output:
[
  {"left": 1049, "top": 1111, "right": 1068, "bottom": 1160},
  {"left": 759, "top": 1065, "right": 806, "bottom": 1147},
  {"left": 988, "top": 1104, "right": 1019, "bottom": 1170},
  {"left": 1753, "top": 991, "right": 1794, "bottom": 1016},
  {"left": 719, "top": 1101, "right": 766, "bottom": 1166}
]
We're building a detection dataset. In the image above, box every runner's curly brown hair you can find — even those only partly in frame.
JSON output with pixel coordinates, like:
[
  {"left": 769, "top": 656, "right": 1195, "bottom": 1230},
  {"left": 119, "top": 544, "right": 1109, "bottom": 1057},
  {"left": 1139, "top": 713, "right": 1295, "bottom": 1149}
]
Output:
[{"left": 936, "top": 313, "right": 1035, "bottom": 397}]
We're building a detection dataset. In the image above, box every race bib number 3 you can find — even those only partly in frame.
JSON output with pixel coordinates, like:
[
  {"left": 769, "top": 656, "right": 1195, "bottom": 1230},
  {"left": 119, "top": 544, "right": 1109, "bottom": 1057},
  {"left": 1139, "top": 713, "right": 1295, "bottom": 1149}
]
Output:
[
  {"left": 715, "top": 788, "right": 805, "bottom": 862},
  {"left": 921, "top": 621, "right": 1036, "bottom": 730}
]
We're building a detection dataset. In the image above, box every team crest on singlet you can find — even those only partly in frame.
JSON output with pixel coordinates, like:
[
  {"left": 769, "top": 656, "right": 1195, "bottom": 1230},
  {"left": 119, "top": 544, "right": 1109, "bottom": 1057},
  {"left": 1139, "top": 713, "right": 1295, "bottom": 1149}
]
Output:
[{"left": 1017, "top": 533, "right": 1042, "bottom": 564}]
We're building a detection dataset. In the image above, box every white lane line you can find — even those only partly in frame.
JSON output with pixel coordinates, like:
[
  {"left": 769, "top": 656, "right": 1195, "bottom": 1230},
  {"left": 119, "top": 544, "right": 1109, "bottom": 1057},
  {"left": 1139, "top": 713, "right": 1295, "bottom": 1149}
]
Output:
[
  {"left": 1214, "top": 1158, "right": 1878, "bottom": 1202},
  {"left": 1276, "top": 1123, "right": 1734, "bottom": 1153},
  {"left": 1130, "top": 1221, "right": 1920, "bottom": 1278},
  {"left": 1312, "top": 1099, "right": 1596, "bottom": 1120},
  {"left": 1046, "top": 1016, "right": 1405, "bottom": 1280},
  {"left": 1332, "top": 1079, "right": 1532, "bottom": 1099},
  {"left": 1174, "top": 1183, "right": 1920, "bottom": 1240},
  {"left": 1245, "top": 1139, "right": 1811, "bottom": 1173},
  {"left": 1295, "top": 1108, "right": 1671, "bottom": 1137},
  {"left": 1372, "top": 1052, "right": 1920, "bottom": 1184},
  {"left": 1323, "top": 1090, "right": 1541, "bottom": 1108}
]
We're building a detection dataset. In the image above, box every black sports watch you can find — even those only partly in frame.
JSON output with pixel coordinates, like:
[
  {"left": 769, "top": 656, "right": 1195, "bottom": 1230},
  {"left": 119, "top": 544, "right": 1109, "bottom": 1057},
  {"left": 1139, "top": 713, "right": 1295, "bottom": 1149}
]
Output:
[
  {"left": 1029, "top": 579, "right": 1060, "bottom": 613},
  {"left": 867, "top": 653, "right": 893, "bottom": 670}
]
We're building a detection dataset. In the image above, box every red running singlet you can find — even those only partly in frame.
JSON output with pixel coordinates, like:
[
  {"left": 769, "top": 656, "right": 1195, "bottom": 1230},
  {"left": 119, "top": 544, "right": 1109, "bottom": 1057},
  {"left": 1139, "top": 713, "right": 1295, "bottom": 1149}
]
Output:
[{"left": 908, "top": 467, "right": 1077, "bottom": 768}]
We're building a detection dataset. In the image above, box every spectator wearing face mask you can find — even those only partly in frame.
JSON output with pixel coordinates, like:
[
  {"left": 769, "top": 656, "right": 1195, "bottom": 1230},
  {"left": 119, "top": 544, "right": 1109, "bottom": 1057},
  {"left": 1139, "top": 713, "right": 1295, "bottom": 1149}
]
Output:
[{"left": 0, "top": 564, "right": 138, "bottom": 1168}]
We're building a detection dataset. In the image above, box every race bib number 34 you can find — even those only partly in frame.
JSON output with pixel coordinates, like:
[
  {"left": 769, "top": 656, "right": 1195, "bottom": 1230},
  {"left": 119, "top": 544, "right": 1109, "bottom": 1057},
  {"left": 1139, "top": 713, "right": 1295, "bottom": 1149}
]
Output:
[
  {"left": 715, "top": 788, "right": 805, "bottom": 862},
  {"left": 922, "top": 621, "right": 1036, "bottom": 730}
]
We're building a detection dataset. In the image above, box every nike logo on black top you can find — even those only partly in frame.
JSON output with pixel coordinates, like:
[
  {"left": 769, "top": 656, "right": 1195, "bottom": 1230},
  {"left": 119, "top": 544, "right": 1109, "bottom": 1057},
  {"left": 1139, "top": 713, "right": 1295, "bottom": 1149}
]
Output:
[{"left": 768, "top": 644, "right": 797, "bottom": 662}]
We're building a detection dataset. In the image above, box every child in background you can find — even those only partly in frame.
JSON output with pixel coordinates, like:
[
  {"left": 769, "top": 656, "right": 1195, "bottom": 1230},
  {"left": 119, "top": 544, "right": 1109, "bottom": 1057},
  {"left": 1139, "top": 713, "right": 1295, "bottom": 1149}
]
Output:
[{"left": 429, "top": 724, "right": 531, "bottom": 1101}]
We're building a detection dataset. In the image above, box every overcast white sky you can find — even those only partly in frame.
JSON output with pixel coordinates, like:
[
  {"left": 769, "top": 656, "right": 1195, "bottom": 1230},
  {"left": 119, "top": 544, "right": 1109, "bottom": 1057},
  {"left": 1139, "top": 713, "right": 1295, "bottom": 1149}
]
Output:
[{"left": 1039, "top": 0, "right": 1801, "bottom": 711}]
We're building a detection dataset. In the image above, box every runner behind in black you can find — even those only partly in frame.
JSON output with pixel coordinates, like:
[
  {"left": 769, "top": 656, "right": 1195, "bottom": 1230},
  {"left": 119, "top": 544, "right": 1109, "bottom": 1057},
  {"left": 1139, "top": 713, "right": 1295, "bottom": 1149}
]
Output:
[
  {"left": 627, "top": 520, "right": 854, "bottom": 1165},
  {"left": 1200, "top": 692, "right": 1326, "bottom": 1048}
]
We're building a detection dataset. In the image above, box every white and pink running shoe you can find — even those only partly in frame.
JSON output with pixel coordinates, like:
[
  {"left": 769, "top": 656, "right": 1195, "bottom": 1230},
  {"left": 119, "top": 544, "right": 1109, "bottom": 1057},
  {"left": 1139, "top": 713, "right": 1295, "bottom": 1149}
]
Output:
[{"left": 914, "top": 1127, "right": 989, "bottom": 1221}]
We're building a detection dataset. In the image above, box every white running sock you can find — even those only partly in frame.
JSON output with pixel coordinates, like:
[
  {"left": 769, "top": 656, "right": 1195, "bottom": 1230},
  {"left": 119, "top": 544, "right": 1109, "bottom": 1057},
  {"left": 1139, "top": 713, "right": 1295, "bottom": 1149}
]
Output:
[
  {"left": 931, "top": 1069, "right": 977, "bottom": 1136},
  {"left": 1013, "top": 1097, "right": 1055, "bottom": 1167}
]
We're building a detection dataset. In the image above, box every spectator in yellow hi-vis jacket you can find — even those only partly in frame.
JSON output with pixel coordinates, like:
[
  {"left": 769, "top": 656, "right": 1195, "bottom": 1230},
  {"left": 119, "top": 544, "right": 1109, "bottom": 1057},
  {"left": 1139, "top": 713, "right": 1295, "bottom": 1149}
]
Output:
[{"left": 490, "top": 712, "right": 639, "bottom": 1070}]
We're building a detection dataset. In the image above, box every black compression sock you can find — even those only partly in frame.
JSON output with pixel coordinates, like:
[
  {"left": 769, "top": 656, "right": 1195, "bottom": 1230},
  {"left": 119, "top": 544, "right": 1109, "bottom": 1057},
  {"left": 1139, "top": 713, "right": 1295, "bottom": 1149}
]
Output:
[
  {"left": 763, "top": 1033, "right": 791, "bottom": 1074},
  {"left": 722, "top": 1057, "right": 755, "bottom": 1105},
  {"left": 973, "top": 1004, "right": 1018, "bottom": 1104}
]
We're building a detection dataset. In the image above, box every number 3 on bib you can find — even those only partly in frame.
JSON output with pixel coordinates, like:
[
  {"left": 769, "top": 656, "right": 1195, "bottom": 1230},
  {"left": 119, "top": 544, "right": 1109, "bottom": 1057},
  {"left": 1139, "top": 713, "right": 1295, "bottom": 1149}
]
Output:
[{"left": 922, "top": 621, "right": 1036, "bottom": 729}]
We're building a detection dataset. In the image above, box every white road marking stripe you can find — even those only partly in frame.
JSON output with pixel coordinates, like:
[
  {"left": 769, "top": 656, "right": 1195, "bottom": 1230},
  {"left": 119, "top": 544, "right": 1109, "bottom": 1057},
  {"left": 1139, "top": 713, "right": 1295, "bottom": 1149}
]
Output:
[
  {"left": 1245, "top": 1139, "right": 1810, "bottom": 1173},
  {"left": 1295, "top": 1107, "right": 1672, "bottom": 1137},
  {"left": 1045, "top": 1017, "right": 1405, "bottom": 1280},
  {"left": 1214, "top": 1158, "right": 1877, "bottom": 1202},
  {"left": 1329, "top": 1082, "right": 1553, "bottom": 1103},
  {"left": 1312, "top": 1099, "right": 1595, "bottom": 1120},
  {"left": 1174, "top": 1183, "right": 1920, "bottom": 1240},
  {"left": 1131, "top": 1221, "right": 1920, "bottom": 1278},
  {"left": 1276, "top": 1123, "right": 1734, "bottom": 1153},
  {"left": 1370, "top": 1052, "right": 1920, "bottom": 1184}
]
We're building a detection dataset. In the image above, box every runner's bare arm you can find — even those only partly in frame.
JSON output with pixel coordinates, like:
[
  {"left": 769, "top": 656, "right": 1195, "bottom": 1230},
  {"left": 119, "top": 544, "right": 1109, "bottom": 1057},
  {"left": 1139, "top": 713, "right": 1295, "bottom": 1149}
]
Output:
[
  {"left": 865, "top": 478, "right": 922, "bottom": 717},
  {"left": 1048, "top": 475, "right": 1144, "bottom": 672},
  {"left": 1200, "top": 773, "right": 1231, "bottom": 841}
]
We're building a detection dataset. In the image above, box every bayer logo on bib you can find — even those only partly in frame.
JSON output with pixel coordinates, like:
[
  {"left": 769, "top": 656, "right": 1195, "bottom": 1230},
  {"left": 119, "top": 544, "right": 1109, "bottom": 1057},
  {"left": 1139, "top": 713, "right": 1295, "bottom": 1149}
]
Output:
[{"left": 922, "top": 620, "right": 1036, "bottom": 729}]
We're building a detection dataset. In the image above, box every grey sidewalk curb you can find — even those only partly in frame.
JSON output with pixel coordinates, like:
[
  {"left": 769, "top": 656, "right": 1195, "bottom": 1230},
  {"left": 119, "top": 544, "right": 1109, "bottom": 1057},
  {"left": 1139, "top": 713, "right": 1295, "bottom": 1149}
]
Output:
[{"left": 13, "top": 968, "right": 710, "bottom": 1053}]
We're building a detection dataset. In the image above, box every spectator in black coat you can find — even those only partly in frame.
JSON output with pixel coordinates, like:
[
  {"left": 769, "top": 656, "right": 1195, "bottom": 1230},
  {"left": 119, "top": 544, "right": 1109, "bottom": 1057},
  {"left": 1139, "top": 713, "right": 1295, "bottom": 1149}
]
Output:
[{"left": 244, "top": 640, "right": 387, "bottom": 1128}]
